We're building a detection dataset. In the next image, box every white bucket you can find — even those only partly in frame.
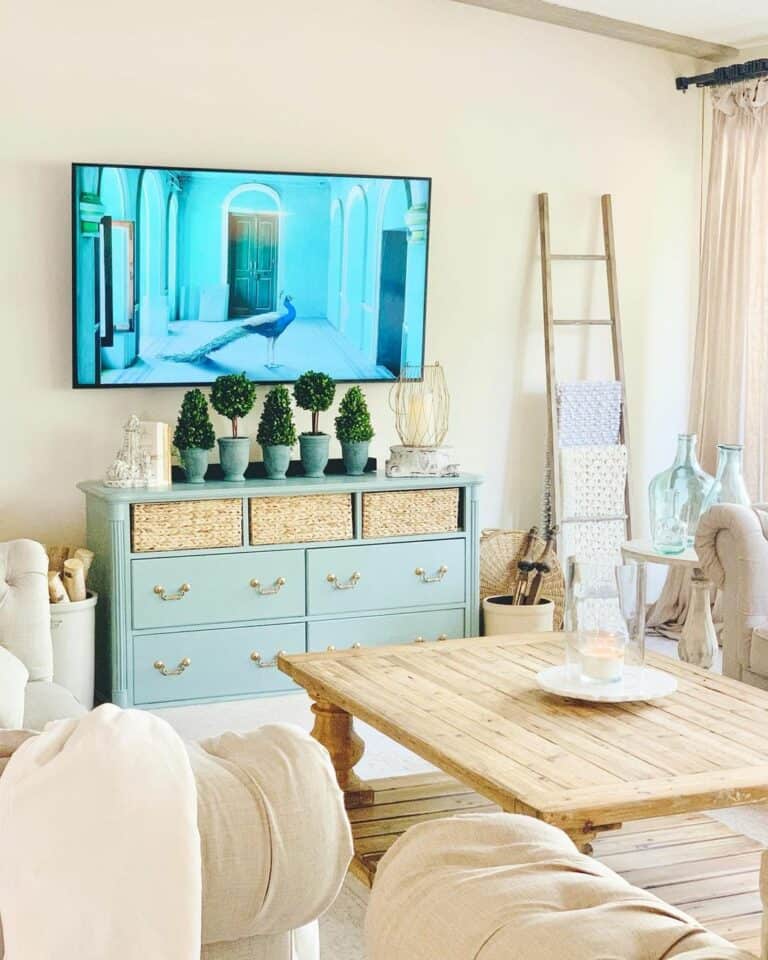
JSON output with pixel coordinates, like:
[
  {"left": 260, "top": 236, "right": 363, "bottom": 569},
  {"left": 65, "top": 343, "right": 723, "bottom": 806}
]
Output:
[
  {"left": 50, "top": 591, "right": 97, "bottom": 709},
  {"left": 482, "top": 596, "right": 555, "bottom": 636}
]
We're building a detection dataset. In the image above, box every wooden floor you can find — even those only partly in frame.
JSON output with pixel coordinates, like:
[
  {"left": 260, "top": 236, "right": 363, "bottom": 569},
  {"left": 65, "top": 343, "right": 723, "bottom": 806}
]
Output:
[{"left": 350, "top": 772, "right": 764, "bottom": 957}]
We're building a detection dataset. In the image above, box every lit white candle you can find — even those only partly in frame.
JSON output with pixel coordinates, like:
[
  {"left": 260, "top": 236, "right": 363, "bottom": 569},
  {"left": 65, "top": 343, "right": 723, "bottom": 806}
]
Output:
[
  {"left": 405, "top": 392, "right": 434, "bottom": 446},
  {"left": 579, "top": 631, "right": 625, "bottom": 683}
]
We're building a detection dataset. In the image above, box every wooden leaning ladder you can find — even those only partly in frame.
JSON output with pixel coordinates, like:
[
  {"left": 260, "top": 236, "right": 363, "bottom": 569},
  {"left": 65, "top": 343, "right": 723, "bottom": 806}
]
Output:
[{"left": 538, "top": 193, "right": 632, "bottom": 547}]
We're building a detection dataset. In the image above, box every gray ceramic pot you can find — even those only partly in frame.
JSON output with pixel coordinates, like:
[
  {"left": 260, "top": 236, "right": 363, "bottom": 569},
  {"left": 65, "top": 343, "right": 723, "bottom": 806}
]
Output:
[
  {"left": 218, "top": 437, "right": 250, "bottom": 482},
  {"left": 262, "top": 444, "right": 291, "bottom": 480},
  {"left": 180, "top": 447, "right": 209, "bottom": 484},
  {"left": 299, "top": 433, "right": 330, "bottom": 478},
  {"left": 341, "top": 440, "right": 370, "bottom": 476}
]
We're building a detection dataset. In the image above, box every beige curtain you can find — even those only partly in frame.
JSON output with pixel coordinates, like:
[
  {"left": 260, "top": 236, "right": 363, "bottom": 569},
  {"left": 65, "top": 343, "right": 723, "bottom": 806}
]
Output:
[
  {"left": 650, "top": 80, "right": 768, "bottom": 638},
  {"left": 690, "top": 79, "right": 768, "bottom": 494}
]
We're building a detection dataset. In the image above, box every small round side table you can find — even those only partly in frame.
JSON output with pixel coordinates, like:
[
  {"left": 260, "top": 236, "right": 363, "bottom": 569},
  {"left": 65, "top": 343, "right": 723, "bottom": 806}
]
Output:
[{"left": 620, "top": 539, "right": 717, "bottom": 670}]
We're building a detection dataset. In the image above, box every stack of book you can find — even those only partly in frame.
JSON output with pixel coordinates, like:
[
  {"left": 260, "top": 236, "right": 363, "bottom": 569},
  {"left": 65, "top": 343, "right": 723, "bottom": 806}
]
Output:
[{"left": 139, "top": 420, "right": 172, "bottom": 487}]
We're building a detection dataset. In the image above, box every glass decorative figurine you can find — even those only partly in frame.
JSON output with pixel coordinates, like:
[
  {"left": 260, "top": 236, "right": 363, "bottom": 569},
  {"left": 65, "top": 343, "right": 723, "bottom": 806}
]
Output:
[
  {"left": 701, "top": 442, "right": 751, "bottom": 512},
  {"left": 648, "top": 434, "right": 714, "bottom": 554}
]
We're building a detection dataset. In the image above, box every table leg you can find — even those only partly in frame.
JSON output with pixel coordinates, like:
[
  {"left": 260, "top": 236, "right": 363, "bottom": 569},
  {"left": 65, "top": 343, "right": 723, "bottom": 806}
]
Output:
[
  {"left": 565, "top": 821, "right": 622, "bottom": 855},
  {"left": 678, "top": 569, "right": 717, "bottom": 669},
  {"left": 567, "top": 831, "right": 596, "bottom": 855},
  {"left": 310, "top": 698, "right": 375, "bottom": 809}
]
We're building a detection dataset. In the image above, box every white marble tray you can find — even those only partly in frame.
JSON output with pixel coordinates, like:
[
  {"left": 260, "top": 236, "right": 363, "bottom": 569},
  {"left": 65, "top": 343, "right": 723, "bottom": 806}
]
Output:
[{"left": 536, "top": 664, "right": 678, "bottom": 703}]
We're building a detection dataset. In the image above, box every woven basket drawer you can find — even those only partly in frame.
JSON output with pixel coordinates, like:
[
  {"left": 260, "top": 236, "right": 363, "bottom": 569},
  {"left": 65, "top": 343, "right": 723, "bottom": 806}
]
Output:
[
  {"left": 362, "top": 488, "right": 460, "bottom": 539},
  {"left": 250, "top": 494, "right": 353, "bottom": 545},
  {"left": 132, "top": 500, "right": 243, "bottom": 553}
]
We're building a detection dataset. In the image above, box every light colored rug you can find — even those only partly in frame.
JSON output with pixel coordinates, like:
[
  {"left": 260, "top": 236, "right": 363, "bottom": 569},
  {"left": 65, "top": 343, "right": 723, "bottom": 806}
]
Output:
[{"left": 155, "top": 635, "right": 766, "bottom": 960}]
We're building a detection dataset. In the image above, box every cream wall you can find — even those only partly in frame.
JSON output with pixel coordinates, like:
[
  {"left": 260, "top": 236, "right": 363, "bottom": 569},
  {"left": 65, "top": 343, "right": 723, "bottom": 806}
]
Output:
[{"left": 0, "top": 0, "right": 703, "bottom": 544}]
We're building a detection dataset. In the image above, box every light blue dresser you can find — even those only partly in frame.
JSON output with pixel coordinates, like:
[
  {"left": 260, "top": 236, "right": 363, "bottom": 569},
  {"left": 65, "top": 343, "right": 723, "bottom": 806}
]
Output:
[{"left": 78, "top": 474, "right": 482, "bottom": 708}]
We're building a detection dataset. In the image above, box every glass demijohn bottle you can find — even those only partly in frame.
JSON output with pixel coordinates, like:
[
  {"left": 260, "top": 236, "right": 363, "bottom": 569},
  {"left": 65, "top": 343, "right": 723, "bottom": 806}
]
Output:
[
  {"left": 700, "top": 443, "right": 751, "bottom": 512},
  {"left": 648, "top": 434, "right": 714, "bottom": 554}
]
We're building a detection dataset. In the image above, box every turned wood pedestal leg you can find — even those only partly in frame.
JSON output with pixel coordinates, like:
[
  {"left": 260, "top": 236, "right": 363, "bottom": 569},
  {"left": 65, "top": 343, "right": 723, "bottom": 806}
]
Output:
[{"left": 310, "top": 699, "right": 374, "bottom": 809}]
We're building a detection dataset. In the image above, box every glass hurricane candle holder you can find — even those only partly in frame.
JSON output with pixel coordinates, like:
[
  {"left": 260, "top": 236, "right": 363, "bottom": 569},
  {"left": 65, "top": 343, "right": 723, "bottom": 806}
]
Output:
[
  {"left": 389, "top": 362, "right": 450, "bottom": 448},
  {"left": 565, "top": 558, "right": 646, "bottom": 682}
]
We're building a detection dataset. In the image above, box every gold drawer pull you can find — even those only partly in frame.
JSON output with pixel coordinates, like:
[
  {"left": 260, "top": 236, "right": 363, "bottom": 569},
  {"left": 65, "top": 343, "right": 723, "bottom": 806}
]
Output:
[
  {"left": 154, "top": 583, "right": 191, "bottom": 601},
  {"left": 250, "top": 576, "right": 286, "bottom": 595},
  {"left": 326, "top": 644, "right": 336, "bottom": 652},
  {"left": 154, "top": 657, "right": 191, "bottom": 676},
  {"left": 327, "top": 571, "right": 361, "bottom": 590},
  {"left": 414, "top": 565, "right": 448, "bottom": 584},
  {"left": 437, "top": 634, "right": 448, "bottom": 641},
  {"left": 350, "top": 642, "right": 362, "bottom": 649},
  {"left": 250, "top": 650, "right": 286, "bottom": 669},
  {"left": 413, "top": 636, "right": 426, "bottom": 644}
]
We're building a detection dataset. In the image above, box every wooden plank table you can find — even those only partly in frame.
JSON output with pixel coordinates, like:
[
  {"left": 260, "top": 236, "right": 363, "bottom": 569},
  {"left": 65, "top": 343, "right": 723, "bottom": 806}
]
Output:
[{"left": 279, "top": 634, "right": 768, "bottom": 861}]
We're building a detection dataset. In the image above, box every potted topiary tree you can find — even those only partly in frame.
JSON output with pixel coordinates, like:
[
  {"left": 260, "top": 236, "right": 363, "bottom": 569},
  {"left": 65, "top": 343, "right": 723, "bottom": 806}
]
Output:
[
  {"left": 293, "top": 371, "right": 336, "bottom": 477},
  {"left": 173, "top": 388, "right": 216, "bottom": 483},
  {"left": 210, "top": 372, "right": 256, "bottom": 482},
  {"left": 335, "top": 386, "right": 374, "bottom": 475},
  {"left": 257, "top": 385, "right": 297, "bottom": 480}
]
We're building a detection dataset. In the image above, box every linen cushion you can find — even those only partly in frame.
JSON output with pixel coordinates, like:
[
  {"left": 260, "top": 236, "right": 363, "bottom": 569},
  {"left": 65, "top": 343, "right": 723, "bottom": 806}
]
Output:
[
  {"left": 0, "top": 540, "right": 53, "bottom": 681},
  {"left": 0, "top": 647, "right": 28, "bottom": 729},
  {"left": 22, "top": 680, "right": 87, "bottom": 731},
  {"left": 188, "top": 723, "right": 352, "bottom": 944},
  {"left": 366, "top": 813, "right": 754, "bottom": 960}
]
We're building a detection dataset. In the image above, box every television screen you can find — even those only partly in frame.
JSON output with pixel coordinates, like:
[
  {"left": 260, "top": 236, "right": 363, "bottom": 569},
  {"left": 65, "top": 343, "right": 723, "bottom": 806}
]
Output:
[{"left": 72, "top": 164, "right": 430, "bottom": 387}]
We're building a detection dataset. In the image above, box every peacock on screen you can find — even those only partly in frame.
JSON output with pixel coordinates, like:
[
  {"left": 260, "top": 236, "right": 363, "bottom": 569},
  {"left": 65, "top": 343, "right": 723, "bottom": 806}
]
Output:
[{"left": 72, "top": 164, "right": 430, "bottom": 387}]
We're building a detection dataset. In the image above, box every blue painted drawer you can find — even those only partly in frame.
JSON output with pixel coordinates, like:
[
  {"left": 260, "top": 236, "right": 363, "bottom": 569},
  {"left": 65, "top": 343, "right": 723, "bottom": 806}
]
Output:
[
  {"left": 308, "top": 608, "right": 466, "bottom": 652},
  {"left": 307, "top": 538, "right": 465, "bottom": 615},
  {"left": 132, "top": 551, "right": 305, "bottom": 630},
  {"left": 132, "top": 622, "right": 304, "bottom": 704}
]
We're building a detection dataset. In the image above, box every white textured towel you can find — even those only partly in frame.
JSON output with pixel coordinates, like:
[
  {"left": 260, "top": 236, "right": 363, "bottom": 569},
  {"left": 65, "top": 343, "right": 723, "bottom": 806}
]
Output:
[
  {"left": 557, "top": 380, "right": 623, "bottom": 447},
  {"left": 0, "top": 704, "right": 201, "bottom": 960}
]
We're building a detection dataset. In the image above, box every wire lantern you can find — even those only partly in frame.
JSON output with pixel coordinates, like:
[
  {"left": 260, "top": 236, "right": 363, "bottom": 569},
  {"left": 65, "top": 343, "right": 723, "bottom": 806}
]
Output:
[{"left": 389, "top": 362, "right": 450, "bottom": 448}]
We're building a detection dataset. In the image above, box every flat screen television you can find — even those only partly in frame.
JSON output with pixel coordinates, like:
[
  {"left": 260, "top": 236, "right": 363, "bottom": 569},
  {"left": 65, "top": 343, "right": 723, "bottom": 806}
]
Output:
[{"left": 72, "top": 163, "right": 430, "bottom": 387}]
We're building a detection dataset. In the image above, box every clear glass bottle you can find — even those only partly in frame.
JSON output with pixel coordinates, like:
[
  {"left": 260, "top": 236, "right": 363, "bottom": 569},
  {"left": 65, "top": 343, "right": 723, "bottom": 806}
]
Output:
[
  {"left": 648, "top": 434, "right": 714, "bottom": 554},
  {"left": 700, "top": 442, "right": 751, "bottom": 512}
]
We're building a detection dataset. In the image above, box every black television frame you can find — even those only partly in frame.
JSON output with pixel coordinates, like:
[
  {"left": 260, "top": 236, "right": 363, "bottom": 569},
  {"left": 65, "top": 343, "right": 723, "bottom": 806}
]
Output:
[{"left": 71, "top": 161, "right": 431, "bottom": 389}]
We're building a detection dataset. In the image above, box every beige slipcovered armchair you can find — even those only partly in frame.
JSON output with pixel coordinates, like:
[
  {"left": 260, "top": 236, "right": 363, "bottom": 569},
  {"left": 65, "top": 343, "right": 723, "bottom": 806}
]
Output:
[
  {"left": 0, "top": 723, "right": 352, "bottom": 960},
  {"left": 0, "top": 539, "right": 87, "bottom": 729},
  {"left": 695, "top": 504, "right": 768, "bottom": 688},
  {"left": 366, "top": 813, "right": 760, "bottom": 960}
]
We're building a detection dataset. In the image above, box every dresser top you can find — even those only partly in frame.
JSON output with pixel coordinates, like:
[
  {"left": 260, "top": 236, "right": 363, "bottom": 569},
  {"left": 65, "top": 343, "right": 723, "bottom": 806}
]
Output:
[{"left": 78, "top": 472, "right": 483, "bottom": 503}]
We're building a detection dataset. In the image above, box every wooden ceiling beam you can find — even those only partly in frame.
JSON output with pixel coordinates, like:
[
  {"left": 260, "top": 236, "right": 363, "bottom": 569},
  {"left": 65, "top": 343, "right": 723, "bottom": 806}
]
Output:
[{"left": 450, "top": 0, "right": 738, "bottom": 62}]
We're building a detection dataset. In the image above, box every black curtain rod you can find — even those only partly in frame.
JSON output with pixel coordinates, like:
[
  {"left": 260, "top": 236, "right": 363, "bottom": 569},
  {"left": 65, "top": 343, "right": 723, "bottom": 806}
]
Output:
[{"left": 676, "top": 58, "right": 768, "bottom": 92}]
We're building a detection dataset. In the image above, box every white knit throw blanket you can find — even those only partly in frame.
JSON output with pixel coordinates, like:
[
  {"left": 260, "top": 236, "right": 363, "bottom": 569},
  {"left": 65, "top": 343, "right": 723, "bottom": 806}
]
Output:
[
  {"left": 558, "top": 444, "right": 627, "bottom": 560},
  {"left": 0, "top": 705, "right": 201, "bottom": 960},
  {"left": 559, "top": 444, "right": 627, "bottom": 519}
]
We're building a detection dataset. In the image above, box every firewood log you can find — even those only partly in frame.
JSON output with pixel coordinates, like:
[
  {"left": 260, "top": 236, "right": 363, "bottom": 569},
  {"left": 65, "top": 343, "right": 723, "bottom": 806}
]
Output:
[
  {"left": 48, "top": 572, "right": 70, "bottom": 604},
  {"left": 46, "top": 546, "right": 70, "bottom": 574},
  {"left": 62, "top": 558, "right": 86, "bottom": 602},
  {"left": 73, "top": 548, "right": 94, "bottom": 583}
]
